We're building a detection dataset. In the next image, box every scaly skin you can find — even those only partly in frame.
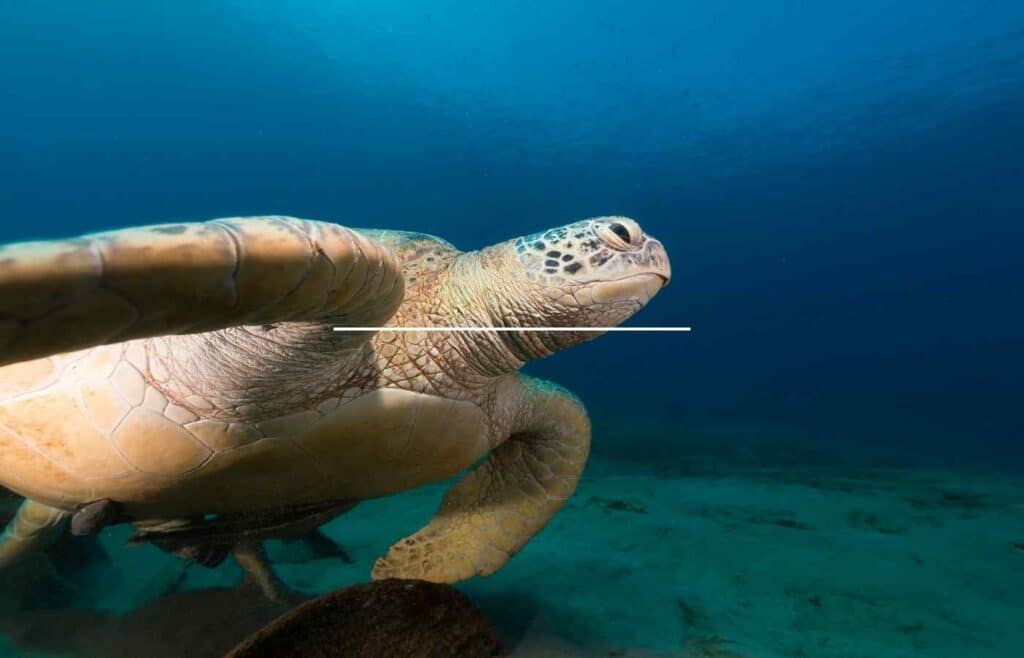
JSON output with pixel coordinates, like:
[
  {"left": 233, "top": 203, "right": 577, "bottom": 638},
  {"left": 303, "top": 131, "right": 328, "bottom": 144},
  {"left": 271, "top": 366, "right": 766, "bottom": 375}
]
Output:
[
  {"left": 371, "top": 377, "right": 591, "bottom": 582},
  {"left": 0, "top": 215, "right": 670, "bottom": 593}
]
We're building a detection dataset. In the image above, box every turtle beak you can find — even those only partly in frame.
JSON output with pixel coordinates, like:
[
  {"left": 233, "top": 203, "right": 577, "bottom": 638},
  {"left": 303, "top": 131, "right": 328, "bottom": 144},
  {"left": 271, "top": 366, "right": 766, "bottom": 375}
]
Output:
[
  {"left": 644, "top": 237, "right": 671, "bottom": 288},
  {"left": 589, "top": 236, "right": 671, "bottom": 305},
  {"left": 643, "top": 273, "right": 667, "bottom": 299}
]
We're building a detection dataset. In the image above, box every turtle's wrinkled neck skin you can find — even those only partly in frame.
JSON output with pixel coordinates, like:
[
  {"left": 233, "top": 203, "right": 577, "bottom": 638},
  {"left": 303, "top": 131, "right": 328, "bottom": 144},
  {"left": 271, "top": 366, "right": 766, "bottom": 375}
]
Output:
[{"left": 369, "top": 216, "right": 671, "bottom": 387}]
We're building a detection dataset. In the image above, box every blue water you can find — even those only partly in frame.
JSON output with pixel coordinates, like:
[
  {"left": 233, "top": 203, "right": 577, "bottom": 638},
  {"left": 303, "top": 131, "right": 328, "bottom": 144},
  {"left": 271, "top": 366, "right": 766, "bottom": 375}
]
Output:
[{"left": 1, "top": 2, "right": 1023, "bottom": 656}]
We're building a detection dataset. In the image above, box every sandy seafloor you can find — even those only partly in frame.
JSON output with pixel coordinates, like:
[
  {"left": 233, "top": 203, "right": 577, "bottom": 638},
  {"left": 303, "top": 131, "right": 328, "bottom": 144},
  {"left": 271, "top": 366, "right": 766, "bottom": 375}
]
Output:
[{"left": 0, "top": 424, "right": 1021, "bottom": 658}]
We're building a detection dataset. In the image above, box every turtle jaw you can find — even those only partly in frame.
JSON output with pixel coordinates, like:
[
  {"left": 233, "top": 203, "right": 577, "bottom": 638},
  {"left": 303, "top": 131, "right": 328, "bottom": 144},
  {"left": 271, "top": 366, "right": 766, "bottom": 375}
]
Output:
[
  {"left": 568, "top": 236, "right": 671, "bottom": 327},
  {"left": 589, "top": 272, "right": 668, "bottom": 306},
  {"left": 487, "top": 271, "right": 670, "bottom": 362}
]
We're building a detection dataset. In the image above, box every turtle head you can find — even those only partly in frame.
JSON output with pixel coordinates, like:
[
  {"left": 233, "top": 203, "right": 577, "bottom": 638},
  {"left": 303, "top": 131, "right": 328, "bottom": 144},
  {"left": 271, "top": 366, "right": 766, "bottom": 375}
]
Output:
[
  {"left": 453, "top": 216, "right": 671, "bottom": 371},
  {"left": 510, "top": 216, "right": 670, "bottom": 314}
]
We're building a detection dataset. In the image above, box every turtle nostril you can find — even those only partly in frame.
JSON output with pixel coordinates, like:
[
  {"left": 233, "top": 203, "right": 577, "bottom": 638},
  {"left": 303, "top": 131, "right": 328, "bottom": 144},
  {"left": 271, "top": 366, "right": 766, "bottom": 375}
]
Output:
[{"left": 609, "top": 222, "right": 632, "bottom": 243}]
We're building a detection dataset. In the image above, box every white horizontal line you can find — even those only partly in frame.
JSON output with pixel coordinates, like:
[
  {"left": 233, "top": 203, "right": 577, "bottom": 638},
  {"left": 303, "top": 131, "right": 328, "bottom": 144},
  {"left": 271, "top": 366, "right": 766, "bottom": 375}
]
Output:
[{"left": 333, "top": 326, "right": 692, "bottom": 332}]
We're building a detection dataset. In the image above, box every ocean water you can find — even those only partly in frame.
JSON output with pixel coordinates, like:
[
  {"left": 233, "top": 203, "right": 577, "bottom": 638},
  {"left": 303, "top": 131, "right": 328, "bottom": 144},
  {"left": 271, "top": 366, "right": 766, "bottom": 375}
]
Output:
[{"left": 1, "top": 2, "right": 1022, "bottom": 657}]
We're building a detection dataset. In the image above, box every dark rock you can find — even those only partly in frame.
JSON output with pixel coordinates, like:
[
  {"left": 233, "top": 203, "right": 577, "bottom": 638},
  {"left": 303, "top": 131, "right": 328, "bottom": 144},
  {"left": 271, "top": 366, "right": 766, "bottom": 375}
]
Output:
[
  {"left": 226, "top": 578, "right": 506, "bottom": 658},
  {"left": 847, "top": 510, "right": 905, "bottom": 535},
  {"left": 697, "top": 506, "right": 812, "bottom": 531},
  {"left": 586, "top": 496, "right": 647, "bottom": 515}
]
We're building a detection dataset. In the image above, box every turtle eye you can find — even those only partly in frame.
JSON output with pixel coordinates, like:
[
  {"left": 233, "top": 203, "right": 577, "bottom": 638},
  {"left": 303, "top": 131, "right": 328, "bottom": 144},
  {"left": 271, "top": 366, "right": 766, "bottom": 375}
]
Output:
[
  {"left": 610, "top": 222, "right": 632, "bottom": 243},
  {"left": 596, "top": 220, "right": 639, "bottom": 250}
]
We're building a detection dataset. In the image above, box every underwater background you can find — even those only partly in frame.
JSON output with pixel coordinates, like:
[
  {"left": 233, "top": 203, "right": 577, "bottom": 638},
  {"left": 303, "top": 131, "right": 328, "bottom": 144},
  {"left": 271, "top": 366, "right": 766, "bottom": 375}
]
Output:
[{"left": 1, "top": 2, "right": 1022, "bottom": 657}]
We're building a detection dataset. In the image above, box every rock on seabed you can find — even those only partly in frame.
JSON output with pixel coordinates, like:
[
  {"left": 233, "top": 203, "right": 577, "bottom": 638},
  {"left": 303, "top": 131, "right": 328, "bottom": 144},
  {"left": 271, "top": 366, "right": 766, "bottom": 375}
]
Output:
[{"left": 226, "top": 578, "right": 506, "bottom": 658}]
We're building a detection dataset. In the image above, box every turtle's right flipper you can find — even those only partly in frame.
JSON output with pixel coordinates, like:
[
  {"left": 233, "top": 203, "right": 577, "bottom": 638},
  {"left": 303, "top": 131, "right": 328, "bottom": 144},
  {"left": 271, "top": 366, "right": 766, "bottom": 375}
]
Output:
[
  {"left": 0, "top": 217, "right": 404, "bottom": 367},
  {"left": 0, "top": 499, "right": 70, "bottom": 570},
  {"left": 371, "top": 378, "right": 591, "bottom": 583}
]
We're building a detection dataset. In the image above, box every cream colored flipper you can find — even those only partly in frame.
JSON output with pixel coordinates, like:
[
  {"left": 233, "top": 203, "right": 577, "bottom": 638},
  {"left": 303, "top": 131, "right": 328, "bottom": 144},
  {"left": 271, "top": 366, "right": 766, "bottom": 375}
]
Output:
[
  {"left": 0, "top": 216, "right": 404, "bottom": 367},
  {"left": 371, "top": 378, "right": 591, "bottom": 582},
  {"left": 0, "top": 499, "right": 69, "bottom": 569}
]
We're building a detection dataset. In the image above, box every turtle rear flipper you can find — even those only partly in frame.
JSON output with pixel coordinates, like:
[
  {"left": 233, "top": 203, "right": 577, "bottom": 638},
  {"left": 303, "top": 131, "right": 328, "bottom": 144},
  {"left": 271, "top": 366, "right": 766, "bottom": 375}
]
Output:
[
  {"left": 131, "top": 501, "right": 357, "bottom": 604},
  {"left": 0, "top": 499, "right": 69, "bottom": 570},
  {"left": 0, "top": 216, "right": 405, "bottom": 367},
  {"left": 129, "top": 499, "right": 358, "bottom": 548}
]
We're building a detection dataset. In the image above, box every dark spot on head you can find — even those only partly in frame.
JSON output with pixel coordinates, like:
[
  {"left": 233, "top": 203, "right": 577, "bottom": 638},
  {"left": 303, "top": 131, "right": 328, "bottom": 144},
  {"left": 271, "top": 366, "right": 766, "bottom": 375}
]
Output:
[
  {"left": 561, "top": 254, "right": 573, "bottom": 262},
  {"left": 426, "top": 256, "right": 434, "bottom": 262},
  {"left": 546, "top": 250, "right": 561, "bottom": 258},
  {"left": 544, "top": 267, "right": 556, "bottom": 274},
  {"left": 533, "top": 241, "right": 545, "bottom": 250},
  {"left": 545, "top": 259, "right": 559, "bottom": 267},
  {"left": 564, "top": 262, "right": 583, "bottom": 274}
]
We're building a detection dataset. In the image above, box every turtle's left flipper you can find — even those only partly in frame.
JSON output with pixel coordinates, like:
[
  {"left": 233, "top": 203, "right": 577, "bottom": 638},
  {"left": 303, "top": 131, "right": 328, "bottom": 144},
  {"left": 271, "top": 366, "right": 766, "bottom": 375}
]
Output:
[
  {"left": 233, "top": 541, "right": 306, "bottom": 606},
  {"left": 0, "top": 499, "right": 70, "bottom": 569},
  {"left": 372, "top": 377, "right": 590, "bottom": 582}
]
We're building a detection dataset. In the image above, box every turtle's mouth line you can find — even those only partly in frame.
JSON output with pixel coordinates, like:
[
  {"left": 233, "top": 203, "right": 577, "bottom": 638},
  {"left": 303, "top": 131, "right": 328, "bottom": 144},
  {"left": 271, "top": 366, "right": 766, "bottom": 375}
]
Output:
[
  {"left": 609, "top": 273, "right": 669, "bottom": 286},
  {"left": 590, "top": 273, "right": 669, "bottom": 304},
  {"left": 612, "top": 273, "right": 671, "bottom": 295},
  {"left": 565, "top": 272, "right": 669, "bottom": 290}
]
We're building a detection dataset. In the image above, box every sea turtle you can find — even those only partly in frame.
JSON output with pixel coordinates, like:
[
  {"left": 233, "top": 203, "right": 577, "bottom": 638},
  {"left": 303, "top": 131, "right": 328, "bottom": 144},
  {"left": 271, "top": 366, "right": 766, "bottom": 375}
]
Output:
[{"left": 0, "top": 215, "right": 670, "bottom": 601}]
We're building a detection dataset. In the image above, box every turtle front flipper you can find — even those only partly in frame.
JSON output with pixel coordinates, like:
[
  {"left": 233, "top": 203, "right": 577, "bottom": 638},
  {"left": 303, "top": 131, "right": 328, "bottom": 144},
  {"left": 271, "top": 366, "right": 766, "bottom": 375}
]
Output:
[
  {"left": 0, "top": 499, "right": 70, "bottom": 569},
  {"left": 0, "top": 216, "right": 404, "bottom": 367},
  {"left": 372, "top": 377, "right": 590, "bottom": 582}
]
